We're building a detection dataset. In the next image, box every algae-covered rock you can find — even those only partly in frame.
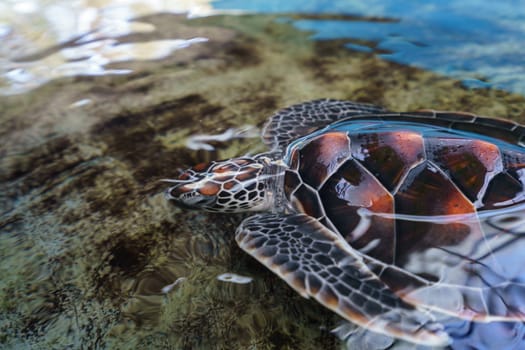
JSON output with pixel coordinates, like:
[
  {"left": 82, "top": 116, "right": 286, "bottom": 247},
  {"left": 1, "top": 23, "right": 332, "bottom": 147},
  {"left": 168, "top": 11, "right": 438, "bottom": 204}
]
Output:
[{"left": 1, "top": 12, "right": 525, "bottom": 350}]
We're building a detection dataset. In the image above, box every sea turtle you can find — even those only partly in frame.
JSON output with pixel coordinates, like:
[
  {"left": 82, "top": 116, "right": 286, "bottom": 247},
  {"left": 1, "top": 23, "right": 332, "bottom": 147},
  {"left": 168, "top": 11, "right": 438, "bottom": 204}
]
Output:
[{"left": 164, "top": 99, "right": 525, "bottom": 346}]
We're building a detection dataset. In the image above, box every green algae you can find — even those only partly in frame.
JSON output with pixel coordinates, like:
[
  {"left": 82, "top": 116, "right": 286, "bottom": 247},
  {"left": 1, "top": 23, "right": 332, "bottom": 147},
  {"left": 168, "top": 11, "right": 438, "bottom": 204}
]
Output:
[{"left": 1, "top": 12, "right": 525, "bottom": 350}]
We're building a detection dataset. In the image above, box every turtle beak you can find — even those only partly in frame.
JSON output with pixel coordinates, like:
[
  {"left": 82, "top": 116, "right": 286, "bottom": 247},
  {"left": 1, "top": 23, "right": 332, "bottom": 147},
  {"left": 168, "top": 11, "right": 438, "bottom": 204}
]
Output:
[
  {"left": 164, "top": 182, "right": 190, "bottom": 201},
  {"left": 164, "top": 177, "right": 218, "bottom": 210},
  {"left": 162, "top": 167, "right": 203, "bottom": 201}
]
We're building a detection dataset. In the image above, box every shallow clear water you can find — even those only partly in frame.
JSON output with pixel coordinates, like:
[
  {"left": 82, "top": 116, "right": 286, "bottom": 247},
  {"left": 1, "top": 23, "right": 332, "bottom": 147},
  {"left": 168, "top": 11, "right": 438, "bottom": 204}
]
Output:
[
  {"left": 1, "top": 1, "right": 525, "bottom": 349},
  {"left": 3, "top": 1, "right": 525, "bottom": 95},
  {"left": 215, "top": 0, "right": 525, "bottom": 94}
]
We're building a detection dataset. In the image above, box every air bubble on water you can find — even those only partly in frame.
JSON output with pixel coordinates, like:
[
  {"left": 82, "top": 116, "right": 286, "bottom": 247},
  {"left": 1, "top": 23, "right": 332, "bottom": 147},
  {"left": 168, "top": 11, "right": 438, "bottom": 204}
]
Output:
[{"left": 69, "top": 98, "right": 92, "bottom": 108}]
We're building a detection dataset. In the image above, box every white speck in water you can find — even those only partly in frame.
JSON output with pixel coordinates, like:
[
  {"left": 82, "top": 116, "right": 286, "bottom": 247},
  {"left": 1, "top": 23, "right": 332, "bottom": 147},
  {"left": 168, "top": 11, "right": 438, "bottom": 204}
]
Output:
[
  {"left": 217, "top": 272, "right": 253, "bottom": 284},
  {"left": 186, "top": 125, "right": 259, "bottom": 151},
  {"left": 69, "top": 99, "right": 92, "bottom": 108},
  {"left": 161, "top": 277, "right": 187, "bottom": 293}
]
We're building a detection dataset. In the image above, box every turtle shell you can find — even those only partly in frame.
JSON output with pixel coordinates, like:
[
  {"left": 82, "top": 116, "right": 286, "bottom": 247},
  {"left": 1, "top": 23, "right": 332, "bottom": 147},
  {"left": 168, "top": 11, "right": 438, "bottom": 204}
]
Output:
[{"left": 283, "top": 112, "right": 525, "bottom": 321}]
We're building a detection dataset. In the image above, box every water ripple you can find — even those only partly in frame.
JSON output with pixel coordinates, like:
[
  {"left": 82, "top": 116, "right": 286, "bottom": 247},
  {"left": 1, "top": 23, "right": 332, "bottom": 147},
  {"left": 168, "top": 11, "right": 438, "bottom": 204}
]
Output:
[{"left": 0, "top": 0, "right": 226, "bottom": 95}]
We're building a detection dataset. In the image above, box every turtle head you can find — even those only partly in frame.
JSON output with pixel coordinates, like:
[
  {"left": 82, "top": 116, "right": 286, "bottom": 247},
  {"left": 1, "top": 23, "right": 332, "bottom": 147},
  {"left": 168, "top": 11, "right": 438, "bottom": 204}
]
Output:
[{"left": 165, "top": 156, "right": 279, "bottom": 213}]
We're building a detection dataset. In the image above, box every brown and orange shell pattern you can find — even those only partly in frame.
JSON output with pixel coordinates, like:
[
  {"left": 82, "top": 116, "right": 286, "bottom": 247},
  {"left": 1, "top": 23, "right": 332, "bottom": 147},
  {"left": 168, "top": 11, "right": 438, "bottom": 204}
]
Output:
[{"left": 283, "top": 111, "right": 525, "bottom": 323}]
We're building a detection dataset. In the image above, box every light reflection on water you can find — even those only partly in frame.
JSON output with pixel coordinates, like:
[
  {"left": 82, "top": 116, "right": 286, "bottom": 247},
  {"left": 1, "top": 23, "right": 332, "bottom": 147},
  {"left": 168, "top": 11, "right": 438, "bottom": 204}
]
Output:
[
  {"left": 0, "top": 0, "right": 231, "bottom": 95},
  {"left": 335, "top": 202, "right": 525, "bottom": 350},
  {"left": 2, "top": 1, "right": 525, "bottom": 96}
]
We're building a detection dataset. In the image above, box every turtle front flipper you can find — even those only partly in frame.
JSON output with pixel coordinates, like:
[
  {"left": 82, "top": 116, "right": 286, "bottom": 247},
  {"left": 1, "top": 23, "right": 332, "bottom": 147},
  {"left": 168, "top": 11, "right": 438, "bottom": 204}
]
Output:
[
  {"left": 263, "top": 99, "right": 386, "bottom": 151},
  {"left": 236, "top": 213, "right": 450, "bottom": 346}
]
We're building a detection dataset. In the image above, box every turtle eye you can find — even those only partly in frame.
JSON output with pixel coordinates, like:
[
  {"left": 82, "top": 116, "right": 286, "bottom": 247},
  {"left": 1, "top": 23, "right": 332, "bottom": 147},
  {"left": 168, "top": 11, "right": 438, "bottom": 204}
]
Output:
[{"left": 198, "top": 182, "right": 221, "bottom": 196}]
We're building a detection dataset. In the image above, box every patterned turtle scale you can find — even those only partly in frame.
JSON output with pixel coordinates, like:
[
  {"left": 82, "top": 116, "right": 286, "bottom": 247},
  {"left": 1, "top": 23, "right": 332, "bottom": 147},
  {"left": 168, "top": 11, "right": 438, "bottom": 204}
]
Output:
[
  {"left": 167, "top": 99, "right": 525, "bottom": 347},
  {"left": 279, "top": 103, "right": 525, "bottom": 314},
  {"left": 284, "top": 108, "right": 525, "bottom": 264}
]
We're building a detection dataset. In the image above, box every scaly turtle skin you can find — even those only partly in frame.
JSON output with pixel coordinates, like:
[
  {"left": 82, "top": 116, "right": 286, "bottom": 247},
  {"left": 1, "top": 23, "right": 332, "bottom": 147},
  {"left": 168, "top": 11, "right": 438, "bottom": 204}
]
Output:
[{"left": 165, "top": 99, "right": 525, "bottom": 346}]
